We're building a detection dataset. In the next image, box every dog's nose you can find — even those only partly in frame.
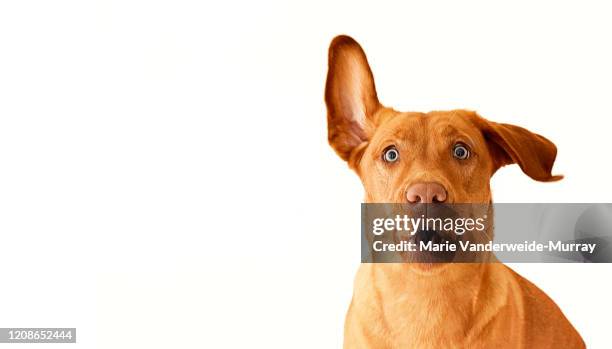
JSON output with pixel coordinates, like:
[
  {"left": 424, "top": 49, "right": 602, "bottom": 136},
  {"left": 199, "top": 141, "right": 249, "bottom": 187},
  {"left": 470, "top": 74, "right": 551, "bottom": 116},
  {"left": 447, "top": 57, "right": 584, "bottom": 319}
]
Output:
[{"left": 406, "top": 182, "right": 447, "bottom": 203}]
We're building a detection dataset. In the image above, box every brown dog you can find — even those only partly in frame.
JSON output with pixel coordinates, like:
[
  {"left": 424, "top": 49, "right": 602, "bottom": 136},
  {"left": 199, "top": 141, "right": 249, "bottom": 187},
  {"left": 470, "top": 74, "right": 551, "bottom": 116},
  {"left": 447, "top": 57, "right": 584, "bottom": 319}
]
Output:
[{"left": 325, "top": 35, "right": 585, "bottom": 348}]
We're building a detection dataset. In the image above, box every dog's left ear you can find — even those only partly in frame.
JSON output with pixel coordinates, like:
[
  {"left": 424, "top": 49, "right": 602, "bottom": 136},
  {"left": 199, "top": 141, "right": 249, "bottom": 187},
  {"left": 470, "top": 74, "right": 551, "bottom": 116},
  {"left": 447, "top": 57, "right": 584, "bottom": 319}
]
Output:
[
  {"left": 476, "top": 116, "right": 563, "bottom": 182},
  {"left": 325, "top": 35, "right": 381, "bottom": 164}
]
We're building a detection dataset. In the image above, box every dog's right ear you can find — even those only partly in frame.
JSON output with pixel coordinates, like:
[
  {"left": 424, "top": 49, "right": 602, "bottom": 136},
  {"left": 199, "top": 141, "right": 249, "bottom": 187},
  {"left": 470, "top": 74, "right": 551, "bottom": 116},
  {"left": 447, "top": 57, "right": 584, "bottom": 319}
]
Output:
[{"left": 325, "top": 35, "right": 381, "bottom": 165}]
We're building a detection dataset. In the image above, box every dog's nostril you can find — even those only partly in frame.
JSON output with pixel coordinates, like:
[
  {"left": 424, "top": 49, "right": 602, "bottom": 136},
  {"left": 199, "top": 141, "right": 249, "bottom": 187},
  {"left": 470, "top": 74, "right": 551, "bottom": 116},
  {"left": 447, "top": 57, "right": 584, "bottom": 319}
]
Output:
[
  {"left": 408, "top": 194, "right": 422, "bottom": 203},
  {"left": 407, "top": 193, "right": 422, "bottom": 203},
  {"left": 432, "top": 191, "right": 447, "bottom": 203}
]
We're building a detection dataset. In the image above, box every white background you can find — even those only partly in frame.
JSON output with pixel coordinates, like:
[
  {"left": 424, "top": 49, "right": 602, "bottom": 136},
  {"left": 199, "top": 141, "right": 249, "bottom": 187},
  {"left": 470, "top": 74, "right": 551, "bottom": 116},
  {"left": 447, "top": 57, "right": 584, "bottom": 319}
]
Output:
[{"left": 1, "top": 0, "right": 611, "bottom": 348}]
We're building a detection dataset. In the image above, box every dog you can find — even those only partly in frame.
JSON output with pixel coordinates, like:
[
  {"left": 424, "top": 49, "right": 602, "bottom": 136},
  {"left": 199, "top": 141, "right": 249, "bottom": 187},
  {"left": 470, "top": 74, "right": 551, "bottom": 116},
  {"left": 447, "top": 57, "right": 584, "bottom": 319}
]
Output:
[{"left": 325, "top": 35, "right": 585, "bottom": 348}]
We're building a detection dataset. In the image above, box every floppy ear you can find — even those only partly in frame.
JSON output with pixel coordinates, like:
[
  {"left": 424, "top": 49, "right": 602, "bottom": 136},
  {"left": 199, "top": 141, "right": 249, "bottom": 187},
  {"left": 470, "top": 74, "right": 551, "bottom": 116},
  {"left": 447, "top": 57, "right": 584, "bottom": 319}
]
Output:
[
  {"left": 479, "top": 118, "right": 563, "bottom": 182},
  {"left": 325, "top": 35, "right": 381, "bottom": 163}
]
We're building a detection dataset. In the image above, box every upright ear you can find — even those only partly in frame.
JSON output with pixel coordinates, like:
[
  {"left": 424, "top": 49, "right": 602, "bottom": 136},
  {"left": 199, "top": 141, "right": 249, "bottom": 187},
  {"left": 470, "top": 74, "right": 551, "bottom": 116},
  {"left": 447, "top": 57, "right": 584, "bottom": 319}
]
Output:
[
  {"left": 475, "top": 116, "right": 563, "bottom": 182},
  {"left": 325, "top": 35, "right": 381, "bottom": 163}
]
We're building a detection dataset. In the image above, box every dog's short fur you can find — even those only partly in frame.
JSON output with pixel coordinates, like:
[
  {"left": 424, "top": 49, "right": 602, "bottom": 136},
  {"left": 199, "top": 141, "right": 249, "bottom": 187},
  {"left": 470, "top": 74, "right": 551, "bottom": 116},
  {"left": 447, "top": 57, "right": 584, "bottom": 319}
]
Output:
[{"left": 325, "top": 35, "right": 585, "bottom": 348}]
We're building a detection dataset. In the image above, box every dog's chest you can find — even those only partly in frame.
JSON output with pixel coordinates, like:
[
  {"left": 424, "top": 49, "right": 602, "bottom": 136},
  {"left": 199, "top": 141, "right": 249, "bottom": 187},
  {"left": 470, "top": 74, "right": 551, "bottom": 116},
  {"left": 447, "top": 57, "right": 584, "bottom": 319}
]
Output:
[{"left": 382, "top": 295, "right": 472, "bottom": 348}]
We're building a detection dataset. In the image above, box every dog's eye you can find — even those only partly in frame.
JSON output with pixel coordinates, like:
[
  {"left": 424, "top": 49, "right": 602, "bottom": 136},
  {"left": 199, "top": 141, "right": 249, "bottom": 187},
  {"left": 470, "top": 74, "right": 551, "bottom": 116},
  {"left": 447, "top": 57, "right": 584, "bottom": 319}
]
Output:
[
  {"left": 383, "top": 146, "right": 399, "bottom": 163},
  {"left": 452, "top": 143, "right": 470, "bottom": 160}
]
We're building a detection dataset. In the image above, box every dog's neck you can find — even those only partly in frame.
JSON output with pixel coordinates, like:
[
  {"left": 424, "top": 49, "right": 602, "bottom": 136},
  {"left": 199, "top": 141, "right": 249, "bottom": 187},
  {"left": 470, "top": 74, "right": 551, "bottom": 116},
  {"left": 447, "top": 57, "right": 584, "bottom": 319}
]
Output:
[
  {"left": 356, "top": 261, "right": 514, "bottom": 344},
  {"left": 372, "top": 263, "right": 490, "bottom": 304}
]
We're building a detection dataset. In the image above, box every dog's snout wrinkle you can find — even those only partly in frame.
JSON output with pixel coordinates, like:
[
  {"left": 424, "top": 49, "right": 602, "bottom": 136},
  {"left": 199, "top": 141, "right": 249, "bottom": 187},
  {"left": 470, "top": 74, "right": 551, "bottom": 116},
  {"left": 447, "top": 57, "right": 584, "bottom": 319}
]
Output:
[{"left": 406, "top": 182, "right": 447, "bottom": 203}]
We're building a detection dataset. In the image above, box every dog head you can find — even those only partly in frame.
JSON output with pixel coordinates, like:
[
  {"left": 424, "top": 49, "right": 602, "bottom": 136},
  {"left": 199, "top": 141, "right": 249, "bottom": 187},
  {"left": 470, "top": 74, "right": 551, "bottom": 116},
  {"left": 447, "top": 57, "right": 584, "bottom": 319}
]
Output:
[{"left": 325, "top": 35, "right": 562, "bottom": 205}]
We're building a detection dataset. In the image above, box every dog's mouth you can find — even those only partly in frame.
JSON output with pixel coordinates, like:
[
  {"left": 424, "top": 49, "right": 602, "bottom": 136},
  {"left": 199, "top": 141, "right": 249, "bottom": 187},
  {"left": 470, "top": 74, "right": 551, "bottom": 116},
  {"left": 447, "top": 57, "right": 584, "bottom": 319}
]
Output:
[
  {"left": 368, "top": 203, "right": 492, "bottom": 264},
  {"left": 411, "top": 229, "right": 459, "bottom": 246},
  {"left": 394, "top": 203, "right": 463, "bottom": 263}
]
